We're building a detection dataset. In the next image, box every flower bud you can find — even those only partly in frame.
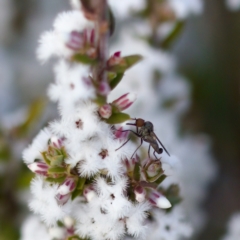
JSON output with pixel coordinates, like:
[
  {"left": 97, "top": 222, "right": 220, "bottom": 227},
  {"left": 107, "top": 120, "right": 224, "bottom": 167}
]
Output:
[
  {"left": 63, "top": 216, "right": 75, "bottom": 229},
  {"left": 124, "top": 157, "right": 137, "bottom": 172},
  {"left": 83, "top": 185, "right": 96, "bottom": 202},
  {"left": 99, "top": 104, "right": 112, "bottom": 119},
  {"left": 98, "top": 81, "right": 111, "bottom": 96},
  {"left": 112, "top": 92, "right": 137, "bottom": 111},
  {"left": 107, "top": 51, "right": 124, "bottom": 67},
  {"left": 28, "top": 162, "right": 48, "bottom": 175},
  {"left": 57, "top": 178, "right": 76, "bottom": 195},
  {"left": 134, "top": 186, "right": 146, "bottom": 203},
  {"left": 148, "top": 190, "right": 172, "bottom": 209},
  {"left": 49, "top": 136, "right": 63, "bottom": 149},
  {"left": 55, "top": 193, "right": 70, "bottom": 205},
  {"left": 49, "top": 227, "right": 66, "bottom": 239},
  {"left": 65, "top": 31, "right": 84, "bottom": 51}
]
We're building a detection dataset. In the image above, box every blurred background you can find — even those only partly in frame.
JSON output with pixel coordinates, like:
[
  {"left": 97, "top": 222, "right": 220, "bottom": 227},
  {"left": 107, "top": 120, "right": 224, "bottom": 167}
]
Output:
[{"left": 0, "top": 0, "right": 240, "bottom": 239}]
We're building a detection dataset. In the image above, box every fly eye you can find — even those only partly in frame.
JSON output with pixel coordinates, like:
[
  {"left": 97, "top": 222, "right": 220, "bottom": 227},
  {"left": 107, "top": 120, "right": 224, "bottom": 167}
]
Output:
[
  {"left": 136, "top": 118, "right": 145, "bottom": 127},
  {"left": 159, "top": 148, "right": 163, "bottom": 154}
]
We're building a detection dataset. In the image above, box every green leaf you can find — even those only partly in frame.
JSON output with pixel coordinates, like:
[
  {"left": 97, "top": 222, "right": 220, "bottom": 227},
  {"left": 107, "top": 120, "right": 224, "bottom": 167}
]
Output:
[
  {"left": 48, "top": 166, "right": 66, "bottom": 174},
  {"left": 71, "top": 188, "right": 83, "bottom": 200},
  {"left": 133, "top": 162, "right": 141, "bottom": 182},
  {"left": 161, "top": 21, "right": 184, "bottom": 49},
  {"left": 72, "top": 54, "right": 97, "bottom": 65},
  {"left": 146, "top": 171, "right": 165, "bottom": 183},
  {"left": 109, "top": 72, "right": 124, "bottom": 90},
  {"left": 49, "top": 155, "right": 64, "bottom": 166},
  {"left": 77, "top": 177, "right": 86, "bottom": 190},
  {"left": 41, "top": 152, "right": 50, "bottom": 165},
  {"left": 106, "top": 112, "right": 130, "bottom": 124},
  {"left": 153, "top": 174, "right": 167, "bottom": 185},
  {"left": 109, "top": 55, "right": 143, "bottom": 73},
  {"left": 46, "top": 176, "right": 66, "bottom": 184},
  {"left": 93, "top": 95, "right": 107, "bottom": 106}
]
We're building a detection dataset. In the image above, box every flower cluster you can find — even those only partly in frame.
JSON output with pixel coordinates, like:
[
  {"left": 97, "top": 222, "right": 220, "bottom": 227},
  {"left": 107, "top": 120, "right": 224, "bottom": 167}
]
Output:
[{"left": 21, "top": 1, "right": 183, "bottom": 239}]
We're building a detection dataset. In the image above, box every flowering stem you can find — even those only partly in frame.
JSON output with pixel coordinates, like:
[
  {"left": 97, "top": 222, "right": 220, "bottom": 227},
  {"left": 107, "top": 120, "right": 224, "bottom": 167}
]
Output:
[{"left": 95, "top": 0, "right": 109, "bottom": 83}]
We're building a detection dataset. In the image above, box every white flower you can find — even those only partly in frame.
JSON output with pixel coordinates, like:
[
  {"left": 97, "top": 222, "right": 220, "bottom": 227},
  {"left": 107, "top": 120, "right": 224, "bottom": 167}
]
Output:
[
  {"left": 37, "top": 10, "right": 94, "bottom": 62},
  {"left": 29, "top": 176, "right": 73, "bottom": 226},
  {"left": 22, "top": 128, "right": 52, "bottom": 164},
  {"left": 48, "top": 60, "right": 95, "bottom": 114},
  {"left": 20, "top": 215, "right": 51, "bottom": 240}
]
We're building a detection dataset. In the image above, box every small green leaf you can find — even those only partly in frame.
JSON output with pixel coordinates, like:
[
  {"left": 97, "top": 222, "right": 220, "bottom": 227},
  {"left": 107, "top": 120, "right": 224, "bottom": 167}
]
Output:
[
  {"left": 46, "top": 177, "right": 66, "bottom": 184},
  {"left": 71, "top": 188, "right": 83, "bottom": 200},
  {"left": 106, "top": 112, "right": 130, "bottom": 124},
  {"left": 109, "top": 54, "right": 143, "bottom": 73},
  {"left": 109, "top": 72, "right": 124, "bottom": 90},
  {"left": 155, "top": 174, "right": 167, "bottom": 185},
  {"left": 93, "top": 95, "right": 107, "bottom": 106},
  {"left": 49, "top": 155, "right": 64, "bottom": 166},
  {"left": 77, "top": 177, "right": 86, "bottom": 190},
  {"left": 46, "top": 176, "right": 66, "bottom": 184},
  {"left": 48, "top": 166, "right": 66, "bottom": 174},
  {"left": 72, "top": 54, "right": 97, "bottom": 65},
  {"left": 107, "top": 72, "right": 117, "bottom": 81},
  {"left": 133, "top": 162, "right": 141, "bottom": 182}
]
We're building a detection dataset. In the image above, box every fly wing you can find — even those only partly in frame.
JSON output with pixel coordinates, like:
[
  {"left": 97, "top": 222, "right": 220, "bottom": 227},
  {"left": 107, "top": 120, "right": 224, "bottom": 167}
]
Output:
[{"left": 152, "top": 132, "right": 170, "bottom": 156}]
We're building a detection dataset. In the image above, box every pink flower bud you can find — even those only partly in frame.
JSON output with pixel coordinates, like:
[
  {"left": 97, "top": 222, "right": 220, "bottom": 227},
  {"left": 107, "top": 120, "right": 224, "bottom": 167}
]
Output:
[
  {"left": 134, "top": 186, "right": 146, "bottom": 203},
  {"left": 112, "top": 92, "right": 137, "bottom": 111},
  {"left": 83, "top": 186, "right": 96, "bottom": 202},
  {"left": 98, "top": 81, "right": 111, "bottom": 96},
  {"left": 55, "top": 193, "right": 70, "bottom": 205},
  {"left": 65, "top": 31, "right": 84, "bottom": 51},
  {"left": 28, "top": 162, "right": 48, "bottom": 175},
  {"left": 123, "top": 157, "right": 137, "bottom": 172},
  {"left": 49, "top": 136, "right": 63, "bottom": 148},
  {"left": 148, "top": 190, "right": 171, "bottom": 209},
  {"left": 107, "top": 51, "right": 124, "bottom": 67},
  {"left": 57, "top": 178, "right": 76, "bottom": 195},
  {"left": 99, "top": 104, "right": 112, "bottom": 119}
]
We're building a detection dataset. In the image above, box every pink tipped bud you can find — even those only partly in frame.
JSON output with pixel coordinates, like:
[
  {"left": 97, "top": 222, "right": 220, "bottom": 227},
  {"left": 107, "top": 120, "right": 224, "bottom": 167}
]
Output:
[
  {"left": 63, "top": 216, "right": 75, "bottom": 229},
  {"left": 55, "top": 193, "right": 70, "bottom": 205},
  {"left": 49, "top": 136, "right": 63, "bottom": 148},
  {"left": 148, "top": 190, "right": 171, "bottom": 209},
  {"left": 99, "top": 104, "right": 112, "bottom": 119},
  {"left": 65, "top": 31, "right": 84, "bottom": 51},
  {"left": 107, "top": 51, "right": 123, "bottom": 67},
  {"left": 57, "top": 178, "right": 76, "bottom": 195},
  {"left": 28, "top": 162, "right": 48, "bottom": 175},
  {"left": 112, "top": 92, "right": 137, "bottom": 111},
  {"left": 98, "top": 81, "right": 111, "bottom": 96},
  {"left": 134, "top": 186, "right": 146, "bottom": 203},
  {"left": 124, "top": 157, "right": 137, "bottom": 172},
  {"left": 83, "top": 186, "right": 96, "bottom": 202},
  {"left": 114, "top": 126, "right": 129, "bottom": 140}
]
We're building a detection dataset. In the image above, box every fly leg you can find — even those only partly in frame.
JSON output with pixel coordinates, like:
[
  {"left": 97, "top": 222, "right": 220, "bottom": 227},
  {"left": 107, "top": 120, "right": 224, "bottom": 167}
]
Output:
[
  {"left": 115, "top": 130, "right": 141, "bottom": 151},
  {"left": 148, "top": 144, "right": 151, "bottom": 159},
  {"left": 131, "top": 138, "right": 143, "bottom": 159}
]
